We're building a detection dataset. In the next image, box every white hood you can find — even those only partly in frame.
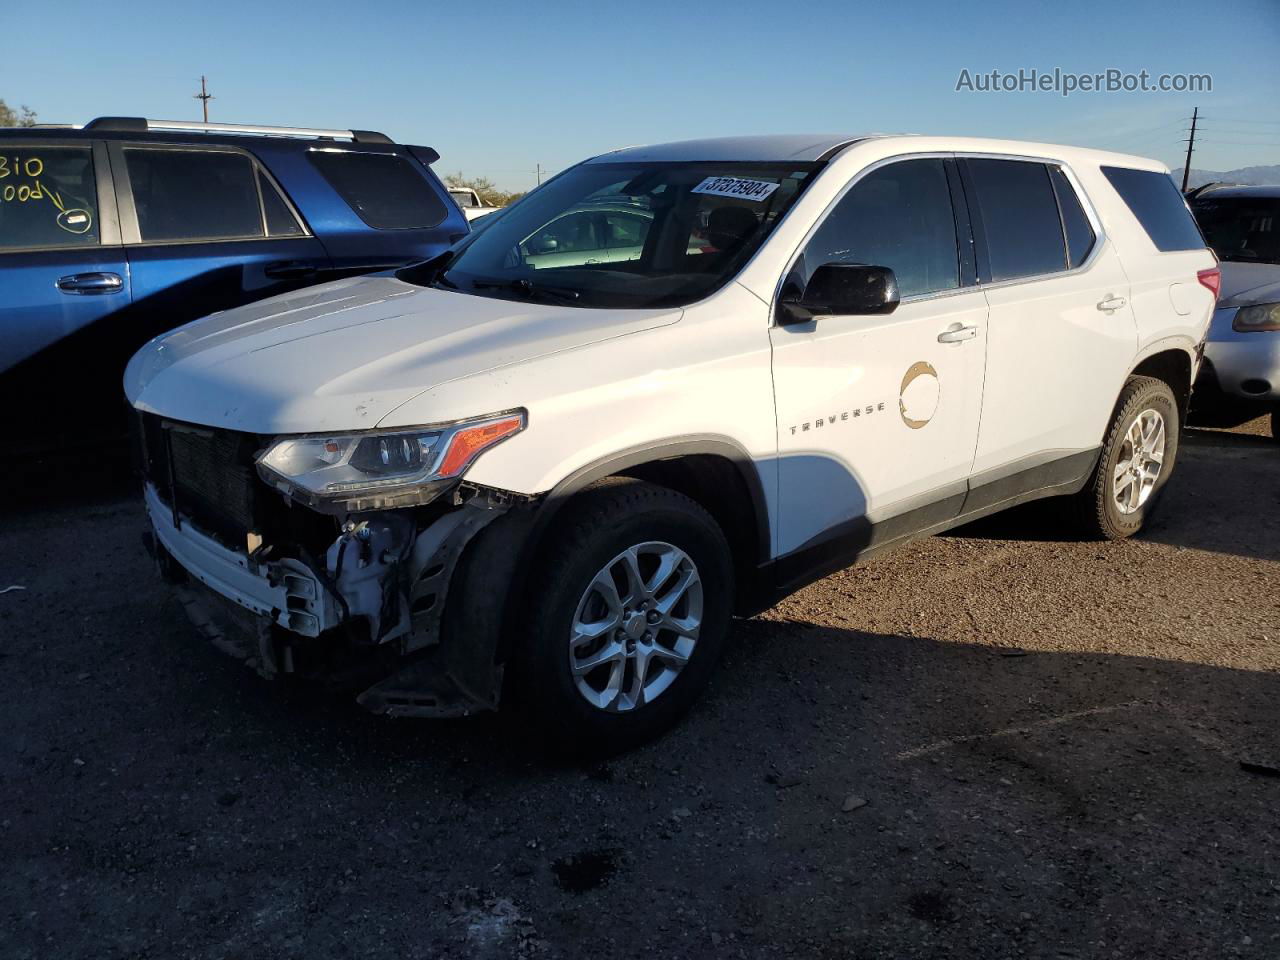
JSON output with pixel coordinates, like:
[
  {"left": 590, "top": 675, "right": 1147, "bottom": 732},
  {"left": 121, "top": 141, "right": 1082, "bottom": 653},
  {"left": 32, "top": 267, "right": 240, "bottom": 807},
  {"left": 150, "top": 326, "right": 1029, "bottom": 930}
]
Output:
[{"left": 124, "top": 274, "right": 679, "bottom": 434}]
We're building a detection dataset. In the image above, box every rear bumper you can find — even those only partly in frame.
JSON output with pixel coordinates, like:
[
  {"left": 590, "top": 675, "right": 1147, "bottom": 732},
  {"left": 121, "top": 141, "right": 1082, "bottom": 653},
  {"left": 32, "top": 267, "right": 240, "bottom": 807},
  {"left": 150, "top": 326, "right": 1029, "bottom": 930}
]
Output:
[{"left": 144, "top": 482, "right": 338, "bottom": 637}]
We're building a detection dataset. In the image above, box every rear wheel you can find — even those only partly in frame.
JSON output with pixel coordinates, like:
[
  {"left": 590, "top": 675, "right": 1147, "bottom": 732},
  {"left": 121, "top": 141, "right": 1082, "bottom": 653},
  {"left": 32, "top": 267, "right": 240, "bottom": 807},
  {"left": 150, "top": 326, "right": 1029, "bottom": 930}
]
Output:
[
  {"left": 513, "top": 479, "right": 733, "bottom": 756},
  {"left": 1068, "top": 376, "right": 1180, "bottom": 540},
  {"left": 1270, "top": 403, "right": 1279, "bottom": 442}
]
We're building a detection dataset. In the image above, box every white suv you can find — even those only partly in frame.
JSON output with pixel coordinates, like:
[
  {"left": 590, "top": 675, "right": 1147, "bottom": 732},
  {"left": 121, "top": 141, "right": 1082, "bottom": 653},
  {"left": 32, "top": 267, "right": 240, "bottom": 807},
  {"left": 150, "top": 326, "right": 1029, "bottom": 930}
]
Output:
[{"left": 126, "top": 134, "right": 1218, "bottom": 751}]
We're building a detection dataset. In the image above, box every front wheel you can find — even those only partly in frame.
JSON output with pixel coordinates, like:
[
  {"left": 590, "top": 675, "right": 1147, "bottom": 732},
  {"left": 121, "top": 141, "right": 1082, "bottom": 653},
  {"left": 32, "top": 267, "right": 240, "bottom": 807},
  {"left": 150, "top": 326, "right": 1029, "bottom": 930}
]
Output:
[
  {"left": 1067, "top": 375, "right": 1180, "bottom": 540},
  {"left": 513, "top": 479, "right": 733, "bottom": 755}
]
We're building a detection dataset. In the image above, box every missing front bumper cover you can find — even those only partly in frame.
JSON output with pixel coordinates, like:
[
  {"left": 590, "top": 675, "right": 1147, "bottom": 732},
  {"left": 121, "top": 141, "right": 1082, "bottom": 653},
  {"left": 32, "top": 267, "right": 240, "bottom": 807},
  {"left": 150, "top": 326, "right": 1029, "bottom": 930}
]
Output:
[{"left": 149, "top": 481, "right": 536, "bottom": 717}]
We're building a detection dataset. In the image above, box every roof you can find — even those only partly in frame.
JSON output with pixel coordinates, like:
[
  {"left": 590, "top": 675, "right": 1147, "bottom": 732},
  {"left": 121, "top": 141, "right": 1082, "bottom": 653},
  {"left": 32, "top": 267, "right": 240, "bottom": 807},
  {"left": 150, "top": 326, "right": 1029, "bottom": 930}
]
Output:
[
  {"left": 1190, "top": 183, "right": 1280, "bottom": 199},
  {"left": 589, "top": 134, "right": 882, "bottom": 164},
  {"left": 587, "top": 134, "right": 1169, "bottom": 171}
]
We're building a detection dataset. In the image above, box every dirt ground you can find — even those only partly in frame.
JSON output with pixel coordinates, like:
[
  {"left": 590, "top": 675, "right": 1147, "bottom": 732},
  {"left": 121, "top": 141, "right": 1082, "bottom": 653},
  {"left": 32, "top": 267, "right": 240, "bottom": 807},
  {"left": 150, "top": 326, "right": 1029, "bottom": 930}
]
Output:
[{"left": 2, "top": 420, "right": 1277, "bottom": 960}]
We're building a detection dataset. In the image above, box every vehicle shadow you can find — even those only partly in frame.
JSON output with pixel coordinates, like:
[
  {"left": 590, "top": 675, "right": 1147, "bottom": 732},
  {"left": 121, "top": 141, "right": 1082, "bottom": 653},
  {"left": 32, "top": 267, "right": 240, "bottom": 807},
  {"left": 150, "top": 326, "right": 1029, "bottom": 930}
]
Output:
[
  {"left": 951, "top": 429, "right": 1280, "bottom": 562},
  {"left": 5, "top": 587, "right": 1278, "bottom": 959}
]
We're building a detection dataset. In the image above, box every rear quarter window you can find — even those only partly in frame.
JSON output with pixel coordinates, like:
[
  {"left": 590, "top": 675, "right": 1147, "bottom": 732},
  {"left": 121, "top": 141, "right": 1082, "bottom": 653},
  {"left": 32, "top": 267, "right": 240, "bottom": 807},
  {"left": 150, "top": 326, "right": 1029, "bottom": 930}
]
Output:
[
  {"left": 0, "top": 144, "right": 100, "bottom": 249},
  {"left": 1101, "top": 166, "right": 1205, "bottom": 252},
  {"left": 309, "top": 151, "right": 447, "bottom": 230}
]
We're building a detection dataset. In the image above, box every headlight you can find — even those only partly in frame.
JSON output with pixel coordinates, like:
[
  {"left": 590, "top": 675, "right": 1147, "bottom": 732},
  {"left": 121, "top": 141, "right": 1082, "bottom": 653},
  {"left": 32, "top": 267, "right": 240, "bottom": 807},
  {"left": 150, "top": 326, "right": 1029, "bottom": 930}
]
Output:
[
  {"left": 1233, "top": 302, "right": 1280, "bottom": 332},
  {"left": 257, "top": 410, "right": 525, "bottom": 512}
]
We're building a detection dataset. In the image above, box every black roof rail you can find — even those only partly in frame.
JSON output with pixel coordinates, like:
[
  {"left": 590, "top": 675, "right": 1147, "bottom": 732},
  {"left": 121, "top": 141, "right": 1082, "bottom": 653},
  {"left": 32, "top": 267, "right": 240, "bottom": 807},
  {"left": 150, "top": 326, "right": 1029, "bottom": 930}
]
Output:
[{"left": 83, "top": 116, "right": 148, "bottom": 132}]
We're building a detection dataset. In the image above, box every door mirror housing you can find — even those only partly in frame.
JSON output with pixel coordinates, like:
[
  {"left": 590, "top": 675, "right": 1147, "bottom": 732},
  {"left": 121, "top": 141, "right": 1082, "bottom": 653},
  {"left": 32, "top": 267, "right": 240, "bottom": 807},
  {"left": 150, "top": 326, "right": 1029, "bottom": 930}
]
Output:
[{"left": 778, "top": 263, "right": 900, "bottom": 325}]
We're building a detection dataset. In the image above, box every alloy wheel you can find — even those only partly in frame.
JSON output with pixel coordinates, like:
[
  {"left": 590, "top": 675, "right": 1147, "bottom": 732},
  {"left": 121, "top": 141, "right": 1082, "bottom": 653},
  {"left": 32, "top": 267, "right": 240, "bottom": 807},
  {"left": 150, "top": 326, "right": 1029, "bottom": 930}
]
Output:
[
  {"left": 1112, "top": 408, "right": 1166, "bottom": 515},
  {"left": 568, "top": 541, "right": 703, "bottom": 712}
]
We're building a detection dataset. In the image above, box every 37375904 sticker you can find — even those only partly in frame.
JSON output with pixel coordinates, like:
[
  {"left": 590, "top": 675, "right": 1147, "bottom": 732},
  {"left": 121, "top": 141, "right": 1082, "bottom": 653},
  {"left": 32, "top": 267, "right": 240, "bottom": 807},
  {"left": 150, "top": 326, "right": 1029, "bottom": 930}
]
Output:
[{"left": 691, "top": 176, "right": 780, "bottom": 202}]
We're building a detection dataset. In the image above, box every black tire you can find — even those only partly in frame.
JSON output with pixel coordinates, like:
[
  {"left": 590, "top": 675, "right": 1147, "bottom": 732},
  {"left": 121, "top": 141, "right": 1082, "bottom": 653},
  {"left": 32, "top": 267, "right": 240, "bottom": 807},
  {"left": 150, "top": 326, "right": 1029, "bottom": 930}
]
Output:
[
  {"left": 511, "top": 478, "right": 733, "bottom": 756},
  {"left": 1068, "top": 376, "right": 1181, "bottom": 540},
  {"left": 1270, "top": 403, "right": 1279, "bottom": 443}
]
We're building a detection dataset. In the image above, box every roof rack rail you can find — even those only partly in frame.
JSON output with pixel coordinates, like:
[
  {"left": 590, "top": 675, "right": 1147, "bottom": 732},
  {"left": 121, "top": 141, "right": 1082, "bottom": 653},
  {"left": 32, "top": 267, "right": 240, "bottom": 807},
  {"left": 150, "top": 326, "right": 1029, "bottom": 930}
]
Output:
[{"left": 81, "top": 117, "right": 392, "bottom": 144}]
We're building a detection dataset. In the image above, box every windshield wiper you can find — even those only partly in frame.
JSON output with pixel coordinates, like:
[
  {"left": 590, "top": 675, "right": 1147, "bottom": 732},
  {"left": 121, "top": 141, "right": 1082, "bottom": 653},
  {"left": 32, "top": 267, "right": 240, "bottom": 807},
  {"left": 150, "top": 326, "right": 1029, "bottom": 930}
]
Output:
[{"left": 471, "top": 277, "right": 581, "bottom": 305}]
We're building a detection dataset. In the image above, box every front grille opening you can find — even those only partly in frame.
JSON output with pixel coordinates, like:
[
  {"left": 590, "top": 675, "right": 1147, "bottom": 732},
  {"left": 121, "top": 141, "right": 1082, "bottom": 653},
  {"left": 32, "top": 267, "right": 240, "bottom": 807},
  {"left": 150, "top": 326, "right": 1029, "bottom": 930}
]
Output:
[
  {"left": 168, "top": 427, "right": 258, "bottom": 544},
  {"left": 137, "top": 413, "right": 260, "bottom": 549}
]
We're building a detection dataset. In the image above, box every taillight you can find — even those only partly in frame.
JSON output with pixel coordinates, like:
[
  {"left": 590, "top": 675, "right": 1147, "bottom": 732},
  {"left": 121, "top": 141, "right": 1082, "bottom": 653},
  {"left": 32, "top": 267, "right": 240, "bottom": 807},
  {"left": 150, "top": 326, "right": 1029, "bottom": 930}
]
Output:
[{"left": 1197, "top": 267, "right": 1221, "bottom": 301}]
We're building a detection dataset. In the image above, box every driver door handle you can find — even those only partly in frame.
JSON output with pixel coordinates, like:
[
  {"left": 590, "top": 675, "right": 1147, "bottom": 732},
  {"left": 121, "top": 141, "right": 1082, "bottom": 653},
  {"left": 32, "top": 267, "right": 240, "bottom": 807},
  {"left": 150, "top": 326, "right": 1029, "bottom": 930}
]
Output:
[
  {"left": 1097, "top": 295, "right": 1127, "bottom": 312},
  {"left": 56, "top": 272, "right": 124, "bottom": 295},
  {"left": 937, "top": 323, "right": 978, "bottom": 343}
]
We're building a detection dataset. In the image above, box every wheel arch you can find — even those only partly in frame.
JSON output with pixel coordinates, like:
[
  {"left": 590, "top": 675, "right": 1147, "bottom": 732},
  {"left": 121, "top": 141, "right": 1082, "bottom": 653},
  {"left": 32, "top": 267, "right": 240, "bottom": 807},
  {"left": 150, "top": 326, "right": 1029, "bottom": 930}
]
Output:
[
  {"left": 1128, "top": 343, "right": 1196, "bottom": 419},
  {"left": 501, "top": 437, "right": 773, "bottom": 640}
]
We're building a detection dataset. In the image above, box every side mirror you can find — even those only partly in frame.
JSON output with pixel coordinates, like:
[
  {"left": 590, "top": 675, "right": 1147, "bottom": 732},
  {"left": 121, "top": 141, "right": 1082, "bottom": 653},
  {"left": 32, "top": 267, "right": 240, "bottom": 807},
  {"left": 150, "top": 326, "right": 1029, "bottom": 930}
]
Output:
[{"left": 778, "top": 263, "right": 900, "bottom": 325}]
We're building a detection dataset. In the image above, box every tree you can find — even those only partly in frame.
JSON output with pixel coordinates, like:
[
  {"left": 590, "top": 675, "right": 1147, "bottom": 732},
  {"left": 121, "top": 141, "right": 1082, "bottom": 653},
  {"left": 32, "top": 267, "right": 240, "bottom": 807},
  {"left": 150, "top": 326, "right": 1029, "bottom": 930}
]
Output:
[
  {"left": 0, "top": 99, "right": 37, "bottom": 127},
  {"left": 445, "top": 171, "right": 526, "bottom": 208}
]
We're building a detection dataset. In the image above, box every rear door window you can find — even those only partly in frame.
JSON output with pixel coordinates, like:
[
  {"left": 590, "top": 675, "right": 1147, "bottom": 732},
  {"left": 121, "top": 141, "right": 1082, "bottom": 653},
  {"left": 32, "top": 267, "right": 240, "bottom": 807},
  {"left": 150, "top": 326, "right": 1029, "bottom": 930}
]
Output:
[
  {"left": 1049, "top": 167, "right": 1096, "bottom": 268},
  {"left": 309, "top": 150, "right": 447, "bottom": 229},
  {"left": 1101, "top": 166, "right": 1205, "bottom": 252},
  {"left": 125, "top": 148, "right": 263, "bottom": 242},
  {"left": 964, "top": 159, "right": 1068, "bottom": 281},
  {"left": 0, "top": 144, "right": 100, "bottom": 249}
]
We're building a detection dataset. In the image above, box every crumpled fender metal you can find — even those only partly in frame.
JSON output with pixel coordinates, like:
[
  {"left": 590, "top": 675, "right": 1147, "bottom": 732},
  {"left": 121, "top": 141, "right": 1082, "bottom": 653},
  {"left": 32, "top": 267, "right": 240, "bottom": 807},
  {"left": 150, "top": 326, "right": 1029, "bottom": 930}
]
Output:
[{"left": 357, "top": 494, "right": 539, "bottom": 717}]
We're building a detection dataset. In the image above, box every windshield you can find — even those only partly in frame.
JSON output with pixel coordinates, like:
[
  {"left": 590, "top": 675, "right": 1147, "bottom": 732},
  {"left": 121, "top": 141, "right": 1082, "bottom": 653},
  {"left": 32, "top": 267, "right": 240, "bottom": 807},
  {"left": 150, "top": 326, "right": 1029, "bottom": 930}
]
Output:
[
  {"left": 436, "top": 161, "right": 821, "bottom": 309},
  {"left": 1190, "top": 196, "right": 1280, "bottom": 264}
]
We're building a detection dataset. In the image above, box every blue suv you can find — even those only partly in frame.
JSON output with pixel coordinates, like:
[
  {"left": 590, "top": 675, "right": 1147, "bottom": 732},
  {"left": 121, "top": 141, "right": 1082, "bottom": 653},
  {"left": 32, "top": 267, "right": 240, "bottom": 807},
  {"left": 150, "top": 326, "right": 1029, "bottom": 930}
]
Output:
[{"left": 0, "top": 117, "right": 467, "bottom": 454}]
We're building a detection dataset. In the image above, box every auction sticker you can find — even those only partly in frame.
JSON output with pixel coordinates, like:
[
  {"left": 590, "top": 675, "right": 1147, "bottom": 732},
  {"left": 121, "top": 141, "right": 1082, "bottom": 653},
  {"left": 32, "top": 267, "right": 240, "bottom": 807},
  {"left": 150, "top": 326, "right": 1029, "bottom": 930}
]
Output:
[{"left": 691, "top": 176, "right": 780, "bottom": 201}]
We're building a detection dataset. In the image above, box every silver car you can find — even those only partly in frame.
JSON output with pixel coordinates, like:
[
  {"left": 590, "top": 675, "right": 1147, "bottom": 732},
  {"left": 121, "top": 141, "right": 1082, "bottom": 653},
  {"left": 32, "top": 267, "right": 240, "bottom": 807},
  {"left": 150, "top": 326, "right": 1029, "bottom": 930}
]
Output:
[{"left": 1189, "top": 184, "right": 1280, "bottom": 439}]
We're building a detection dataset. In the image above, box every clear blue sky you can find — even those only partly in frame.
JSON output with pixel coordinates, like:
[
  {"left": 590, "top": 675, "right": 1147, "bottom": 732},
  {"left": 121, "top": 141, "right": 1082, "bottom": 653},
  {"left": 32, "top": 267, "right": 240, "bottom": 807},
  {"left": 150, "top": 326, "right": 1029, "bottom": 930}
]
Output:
[{"left": 3, "top": 0, "right": 1277, "bottom": 189}]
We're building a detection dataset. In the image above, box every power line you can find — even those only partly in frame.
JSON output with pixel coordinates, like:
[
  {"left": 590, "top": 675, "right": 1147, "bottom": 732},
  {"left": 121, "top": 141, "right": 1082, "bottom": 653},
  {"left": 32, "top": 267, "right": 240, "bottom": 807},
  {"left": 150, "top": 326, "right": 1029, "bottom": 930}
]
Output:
[
  {"left": 1192, "top": 139, "right": 1280, "bottom": 147},
  {"left": 1189, "top": 130, "right": 1280, "bottom": 139},
  {"left": 1201, "top": 117, "right": 1280, "bottom": 126}
]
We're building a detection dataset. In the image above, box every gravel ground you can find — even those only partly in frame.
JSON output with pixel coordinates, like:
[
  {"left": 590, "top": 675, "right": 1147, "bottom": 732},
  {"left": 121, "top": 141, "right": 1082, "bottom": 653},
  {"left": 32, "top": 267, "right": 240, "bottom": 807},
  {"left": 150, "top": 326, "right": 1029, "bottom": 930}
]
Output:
[{"left": 1, "top": 422, "right": 1277, "bottom": 960}]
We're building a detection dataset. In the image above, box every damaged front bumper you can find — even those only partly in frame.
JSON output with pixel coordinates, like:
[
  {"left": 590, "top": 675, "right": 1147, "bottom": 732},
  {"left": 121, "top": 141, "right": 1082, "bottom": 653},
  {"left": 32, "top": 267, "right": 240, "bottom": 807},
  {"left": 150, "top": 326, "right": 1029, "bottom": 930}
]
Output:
[
  {"left": 143, "top": 479, "right": 535, "bottom": 718},
  {"left": 145, "top": 483, "right": 339, "bottom": 637}
]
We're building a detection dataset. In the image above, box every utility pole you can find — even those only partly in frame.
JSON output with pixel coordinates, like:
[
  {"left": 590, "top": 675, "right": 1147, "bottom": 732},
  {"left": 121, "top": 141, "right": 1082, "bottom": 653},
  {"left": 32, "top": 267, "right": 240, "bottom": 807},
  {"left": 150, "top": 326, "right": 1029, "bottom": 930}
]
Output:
[
  {"left": 1181, "top": 106, "right": 1199, "bottom": 194},
  {"left": 535, "top": 163, "right": 543, "bottom": 186},
  {"left": 194, "top": 76, "right": 213, "bottom": 123}
]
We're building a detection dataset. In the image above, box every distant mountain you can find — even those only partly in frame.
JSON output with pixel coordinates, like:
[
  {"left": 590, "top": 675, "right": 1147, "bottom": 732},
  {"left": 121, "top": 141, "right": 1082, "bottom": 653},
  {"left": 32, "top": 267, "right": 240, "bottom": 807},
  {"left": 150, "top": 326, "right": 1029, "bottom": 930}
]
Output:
[{"left": 1170, "top": 164, "right": 1280, "bottom": 189}]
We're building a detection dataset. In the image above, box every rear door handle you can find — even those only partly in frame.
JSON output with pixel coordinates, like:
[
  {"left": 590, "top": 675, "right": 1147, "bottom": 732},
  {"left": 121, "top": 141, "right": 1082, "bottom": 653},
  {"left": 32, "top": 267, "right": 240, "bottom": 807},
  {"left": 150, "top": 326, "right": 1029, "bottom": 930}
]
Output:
[
  {"left": 56, "top": 272, "right": 124, "bottom": 295},
  {"left": 937, "top": 323, "right": 978, "bottom": 344},
  {"left": 1097, "top": 295, "right": 1127, "bottom": 312},
  {"left": 264, "top": 260, "right": 320, "bottom": 280}
]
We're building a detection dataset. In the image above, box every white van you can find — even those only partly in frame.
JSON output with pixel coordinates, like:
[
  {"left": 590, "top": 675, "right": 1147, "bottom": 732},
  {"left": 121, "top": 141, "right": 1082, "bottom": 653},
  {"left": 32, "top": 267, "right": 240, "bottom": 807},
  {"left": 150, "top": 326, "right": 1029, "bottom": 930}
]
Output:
[{"left": 126, "top": 134, "right": 1218, "bottom": 751}]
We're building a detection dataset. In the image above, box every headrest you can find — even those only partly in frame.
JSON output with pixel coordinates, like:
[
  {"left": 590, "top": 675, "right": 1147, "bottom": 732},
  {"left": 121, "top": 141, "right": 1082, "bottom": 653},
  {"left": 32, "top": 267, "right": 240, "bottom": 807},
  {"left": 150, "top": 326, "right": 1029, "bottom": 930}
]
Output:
[{"left": 707, "top": 205, "right": 759, "bottom": 250}]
